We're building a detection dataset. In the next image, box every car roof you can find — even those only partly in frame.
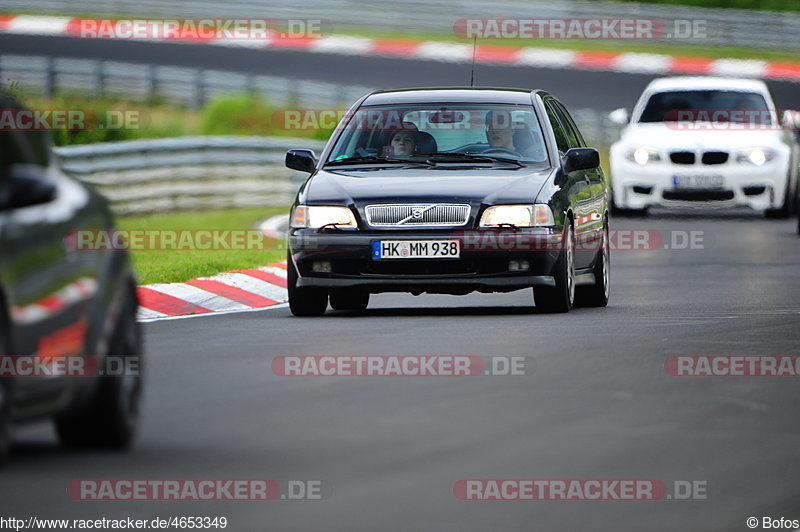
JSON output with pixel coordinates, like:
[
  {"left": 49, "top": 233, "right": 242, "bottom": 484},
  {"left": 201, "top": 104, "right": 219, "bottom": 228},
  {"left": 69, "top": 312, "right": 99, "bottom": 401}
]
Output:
[
  {"left": 362, "top": 87, "right": 542, "bottom": 106},
  {"left": 645, "top": 76, "right": 769, "bottom": 94}
]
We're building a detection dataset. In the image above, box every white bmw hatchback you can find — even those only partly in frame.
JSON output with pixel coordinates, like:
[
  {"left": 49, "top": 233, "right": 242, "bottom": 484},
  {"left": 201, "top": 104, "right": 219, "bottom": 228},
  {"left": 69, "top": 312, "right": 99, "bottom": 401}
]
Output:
[{"left": 609, "top": 77, "right": 799, "bottom": 217}]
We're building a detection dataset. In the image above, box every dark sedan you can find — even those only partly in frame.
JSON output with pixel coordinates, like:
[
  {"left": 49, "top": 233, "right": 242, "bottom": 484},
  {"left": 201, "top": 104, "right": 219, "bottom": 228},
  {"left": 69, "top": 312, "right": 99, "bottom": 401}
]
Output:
[
  {"left": 285, "top": 88, "right": 610, "bottom": 315},
  {"left": 0, "top": 91, "right": 142, "bottom": 464}
]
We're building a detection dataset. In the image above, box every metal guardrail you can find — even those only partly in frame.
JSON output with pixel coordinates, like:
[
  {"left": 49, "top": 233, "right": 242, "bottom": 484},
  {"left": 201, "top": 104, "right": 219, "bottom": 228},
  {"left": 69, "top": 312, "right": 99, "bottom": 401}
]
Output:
[
  {"left": 54, "top": 136, "right": 327, "bottom": 215},
  {"left": 0, "top": 54, "right": 374, "bottom": 109},
  {"left": 4, "top": 0, "right": 800, "bottom": 50}
]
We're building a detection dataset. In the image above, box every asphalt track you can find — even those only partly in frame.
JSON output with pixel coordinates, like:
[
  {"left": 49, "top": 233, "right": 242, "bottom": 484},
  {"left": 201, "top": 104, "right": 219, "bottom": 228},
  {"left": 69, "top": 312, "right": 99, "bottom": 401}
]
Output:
[
  {"left": 1, "top": 33, "right": 799, "bottom": 110},
  {"left": 4, "top": 211, "right": 800, "bottom": 531},
  {"left": 3, "top": 32, "right": 800, "bottom": 531}
]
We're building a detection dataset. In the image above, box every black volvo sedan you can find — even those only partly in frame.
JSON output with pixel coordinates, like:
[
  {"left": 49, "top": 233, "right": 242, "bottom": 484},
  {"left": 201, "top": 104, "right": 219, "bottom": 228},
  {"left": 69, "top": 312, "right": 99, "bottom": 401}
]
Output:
[{"left": 285, "top": 88, "right": 610, "bottom": 315}]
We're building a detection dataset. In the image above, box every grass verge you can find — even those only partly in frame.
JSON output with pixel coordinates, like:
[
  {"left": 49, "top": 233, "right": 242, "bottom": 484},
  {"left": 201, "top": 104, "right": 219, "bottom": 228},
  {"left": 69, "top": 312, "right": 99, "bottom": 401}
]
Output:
[{"left": 118, "top": 206, "right": 288, "bottom": 285}]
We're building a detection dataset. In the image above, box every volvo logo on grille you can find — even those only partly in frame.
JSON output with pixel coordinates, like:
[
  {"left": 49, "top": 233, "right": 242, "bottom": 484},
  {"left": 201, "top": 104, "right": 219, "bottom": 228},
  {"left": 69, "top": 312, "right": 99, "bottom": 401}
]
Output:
[{"left": 365, "top": 204, "right": 471, "bottom": 227}]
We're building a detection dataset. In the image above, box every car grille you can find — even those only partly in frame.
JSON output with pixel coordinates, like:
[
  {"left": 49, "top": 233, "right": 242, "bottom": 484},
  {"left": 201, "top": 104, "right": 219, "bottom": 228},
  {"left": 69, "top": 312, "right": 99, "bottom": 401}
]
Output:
[
  {"left": 670, "top": 151, "right": 696, "bottom": 165},
  {"left": 669, "top": 151, "right": 730, "bottom": 165},
  {"left": 662, "top": 190, "right": 735, "bottom": 201},
  {"left": 365, "top": 204, "right": 470, "bottom": 227},
  {"left": 701, "top": 151, "right": 729, "bottom": 165}
]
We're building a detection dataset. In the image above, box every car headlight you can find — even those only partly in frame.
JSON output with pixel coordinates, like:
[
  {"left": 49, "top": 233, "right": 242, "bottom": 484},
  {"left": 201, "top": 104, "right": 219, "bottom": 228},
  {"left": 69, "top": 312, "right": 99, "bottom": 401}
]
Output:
[
  {"left": 479, "top": 205, "right": 554, "bottom": 228},
  {"left": 625, "top": 147, "right": 661, "bottom": 166},
  {"left": 290, "top": 205, "right": 357, "bottom": 229},
  {"left": 736, "top": 147, "right": 776, "bottom": 166}
]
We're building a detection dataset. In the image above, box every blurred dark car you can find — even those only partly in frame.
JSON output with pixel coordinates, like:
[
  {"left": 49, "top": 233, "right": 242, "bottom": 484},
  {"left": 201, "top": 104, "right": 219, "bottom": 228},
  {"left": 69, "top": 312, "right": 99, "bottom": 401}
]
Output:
[{"left": 0, "top": 91, "right": 142, "bottom": 464}]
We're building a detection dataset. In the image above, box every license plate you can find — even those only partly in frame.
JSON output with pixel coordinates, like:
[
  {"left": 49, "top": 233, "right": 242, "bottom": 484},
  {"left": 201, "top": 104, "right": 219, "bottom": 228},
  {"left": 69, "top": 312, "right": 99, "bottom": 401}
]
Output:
[
  {"left": 372, "top": 240, "right": 460, "bottom": 259},
  {"left": 672, "top": 174, "right": 725, "bottom": 189}
]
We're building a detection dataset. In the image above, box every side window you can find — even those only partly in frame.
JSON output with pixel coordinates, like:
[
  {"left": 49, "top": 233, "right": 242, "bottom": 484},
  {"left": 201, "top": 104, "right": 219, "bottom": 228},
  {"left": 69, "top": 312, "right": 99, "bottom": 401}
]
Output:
[
  {"left": 555, "top": 101, "right": 587, "bottom": 148},
  {"left": 544, "top": 101, "right": 569, "bottom": 155}
]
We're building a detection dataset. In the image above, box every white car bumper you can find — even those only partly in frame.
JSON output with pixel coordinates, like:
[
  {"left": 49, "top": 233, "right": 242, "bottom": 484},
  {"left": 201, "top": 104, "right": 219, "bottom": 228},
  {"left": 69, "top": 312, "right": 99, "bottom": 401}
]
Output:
[{"left": 611, "top": 153, "right": 791, "bottom": 211}]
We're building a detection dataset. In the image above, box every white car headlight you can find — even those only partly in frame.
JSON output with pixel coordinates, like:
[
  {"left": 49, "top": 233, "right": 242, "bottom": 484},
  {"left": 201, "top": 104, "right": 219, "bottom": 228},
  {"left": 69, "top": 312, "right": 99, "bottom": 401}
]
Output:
[
  {"left": 736, "top": 147, "right": 776, "bottom": 166},
  {"left": 291, "top": 205, "right": 357, "bottom": 229},
  {"left": 625, "top": 147, "right": 661, "bottom": 166},
  {"left": 479, "top": 205, "right": 554, "bottom": 228}
]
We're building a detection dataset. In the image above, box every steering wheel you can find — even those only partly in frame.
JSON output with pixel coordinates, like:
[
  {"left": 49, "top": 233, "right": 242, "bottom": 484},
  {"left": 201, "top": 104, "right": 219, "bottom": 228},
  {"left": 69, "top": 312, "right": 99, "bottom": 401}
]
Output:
[{"left": 481, "top": 147, "right": 520, "bottom": 156}]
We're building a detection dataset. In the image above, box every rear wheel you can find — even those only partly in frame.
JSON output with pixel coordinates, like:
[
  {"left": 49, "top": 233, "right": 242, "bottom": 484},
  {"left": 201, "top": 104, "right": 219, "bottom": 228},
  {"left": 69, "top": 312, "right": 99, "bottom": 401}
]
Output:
[
  {"left": 288, "top": 254, "right": 328, "bottom": 316},
  {"left": 575, "top": 221, "right": 610, "bottom": 308},
  {"left": 329, "top": 289, "right": 369, "bottom": 311},
  {"left": 0, "top": 368, "right": 10, "bottom": 466},
  {"left": 55, "top": 286, "right": 143, "bottom": 449},
  {"left": 0, "top": 310, "right": 12, "bottom": 466},
  {"left": 534, "top": 222, "right": 575, "bottom": 313}
]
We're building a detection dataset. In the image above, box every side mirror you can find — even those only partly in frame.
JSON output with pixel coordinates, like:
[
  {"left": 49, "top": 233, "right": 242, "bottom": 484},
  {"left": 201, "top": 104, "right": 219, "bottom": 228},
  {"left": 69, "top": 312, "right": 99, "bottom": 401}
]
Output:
[
  {"left": 562, "top": 148, "right": 600, "bottom": 173},
  {"left": 0, "top": 166, "right": 57, "bottom": 210},
  {"left": 285, "top": 149, "right": 318, "bottom": 174},
  {"left": 608, "top": 107, "right": 630, "bottom": 125}
]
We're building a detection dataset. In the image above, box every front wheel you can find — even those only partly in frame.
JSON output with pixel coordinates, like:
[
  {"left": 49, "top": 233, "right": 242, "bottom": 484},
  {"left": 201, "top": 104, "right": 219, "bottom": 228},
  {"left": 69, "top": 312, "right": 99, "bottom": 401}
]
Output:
[
  {"left": 534, "top": 222, "right": 575, "bottom": 313},
  {"left": 575, "top": 222, "right": 610, "bottom": 308},
  {"left": 288, "top": 254, "right": 328, "bottom": 316},
  {"left": 765, "top": 179, "right": 793, "bottom": 219},
  {"left": 55, "top": 285, "right": 143, "bottom": 449}
]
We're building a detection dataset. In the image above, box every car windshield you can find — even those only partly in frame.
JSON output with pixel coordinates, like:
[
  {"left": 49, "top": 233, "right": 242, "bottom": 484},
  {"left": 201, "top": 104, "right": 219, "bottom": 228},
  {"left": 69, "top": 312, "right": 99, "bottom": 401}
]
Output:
[
  {"left": 638, "top": 90, "right": 771, "bottom": 124},
  {"left": 326, "top": 104, "right": 549, "bottom": 166}
]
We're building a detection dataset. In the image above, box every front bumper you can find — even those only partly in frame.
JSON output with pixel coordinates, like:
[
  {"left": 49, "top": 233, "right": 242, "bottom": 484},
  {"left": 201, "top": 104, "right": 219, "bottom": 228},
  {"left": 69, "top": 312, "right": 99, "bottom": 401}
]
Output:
[
  {"left": 289, "top": 228, "right": 564, "bottom": 294},
  {"left": 611, "top": 157, "right": 790, "bottom": 210}
]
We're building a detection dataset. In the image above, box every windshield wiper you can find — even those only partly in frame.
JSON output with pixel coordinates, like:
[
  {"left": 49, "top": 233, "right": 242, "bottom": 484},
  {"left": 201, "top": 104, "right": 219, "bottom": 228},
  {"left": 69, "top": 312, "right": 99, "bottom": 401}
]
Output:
[
  {"left": 416, "top": 152, "right": 524, "bottom": 167},
  {"left": 325, "top": 156, "right": 433, "bottom": 167}
]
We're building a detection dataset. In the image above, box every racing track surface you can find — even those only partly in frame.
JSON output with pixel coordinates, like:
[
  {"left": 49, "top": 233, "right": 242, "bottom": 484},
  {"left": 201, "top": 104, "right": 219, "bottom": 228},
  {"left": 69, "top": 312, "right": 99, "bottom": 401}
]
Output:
[
  {"left": 5, "top": 213, "right": 800, "bottom": 531},
  {"left": 0, "top": 33, "right": 799, "bottom": 110}
]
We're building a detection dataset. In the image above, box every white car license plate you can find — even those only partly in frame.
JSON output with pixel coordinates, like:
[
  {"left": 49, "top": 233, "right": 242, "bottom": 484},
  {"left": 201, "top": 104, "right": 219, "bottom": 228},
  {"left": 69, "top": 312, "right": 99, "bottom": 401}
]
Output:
[
  {"left": 672, "top": 174, "right": 725, "bottom": 189},
  {"left": 372, "top": 240, "right": 460, "bottom": 259}
]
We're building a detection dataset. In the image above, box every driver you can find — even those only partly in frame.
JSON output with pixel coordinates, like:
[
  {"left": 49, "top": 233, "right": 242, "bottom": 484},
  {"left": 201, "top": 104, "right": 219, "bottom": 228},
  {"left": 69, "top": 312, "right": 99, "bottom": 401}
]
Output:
[{"left": 485, "top": 110, "right": 515, "bottom": 151}]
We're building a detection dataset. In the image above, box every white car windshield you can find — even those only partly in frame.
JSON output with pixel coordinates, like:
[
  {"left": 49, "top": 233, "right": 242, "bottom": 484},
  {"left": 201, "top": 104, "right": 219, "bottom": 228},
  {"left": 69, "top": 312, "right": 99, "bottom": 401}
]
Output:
[{"left": 638, "top": 90, "right": 771, "bottom": 124}]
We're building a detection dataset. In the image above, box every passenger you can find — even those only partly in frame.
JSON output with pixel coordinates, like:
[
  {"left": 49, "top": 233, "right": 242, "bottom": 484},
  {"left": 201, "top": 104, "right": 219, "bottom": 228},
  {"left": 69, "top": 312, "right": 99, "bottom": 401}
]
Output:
[{"left": 384, "top": 122, "right": 419, "bottom": 157}]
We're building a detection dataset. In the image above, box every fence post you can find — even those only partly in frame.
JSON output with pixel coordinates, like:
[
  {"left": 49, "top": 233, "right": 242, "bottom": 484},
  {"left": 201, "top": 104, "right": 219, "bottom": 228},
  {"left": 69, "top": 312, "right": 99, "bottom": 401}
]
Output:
[
  {"left": 94, "top": 60, "right": 105, "bottom": 98},
  {"left": 192, "top": 69, "right": 205, "bottom": 110},
  {"left": 146, "top": 64, "right": 158, "bottom": 102},
  {"left": 45, "top": 57, "right": 57, "bottom": 99}
]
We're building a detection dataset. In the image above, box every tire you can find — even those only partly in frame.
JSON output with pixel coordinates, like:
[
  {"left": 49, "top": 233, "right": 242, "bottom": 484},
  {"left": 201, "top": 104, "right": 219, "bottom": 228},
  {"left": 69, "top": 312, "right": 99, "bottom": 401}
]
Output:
[
  {"left": 288, "top": 254, "right": 328, "bottom": 316},
  {"left": 575, "top": 221, "right": 610, "bottom": 308},
  {"left": 329, "top": 289, "right": 369, "bottom": 311},
  {"left": 765, "top": 179, "right": 792, "bottom": 219},
  {"left": 0, "top": 308, "right": 12, "bottom": 466},
  {"left": 0, "top": 379, "right": 11, "bottom": 467},
  {"left": 610, "top": 195, "right": 648, "bottom": 217},
  {"left": 534, "top": 222, "right": 575, "bottom": 313},
  {"left": 55, "top": 286, "right": 143, "bottom": 449}
]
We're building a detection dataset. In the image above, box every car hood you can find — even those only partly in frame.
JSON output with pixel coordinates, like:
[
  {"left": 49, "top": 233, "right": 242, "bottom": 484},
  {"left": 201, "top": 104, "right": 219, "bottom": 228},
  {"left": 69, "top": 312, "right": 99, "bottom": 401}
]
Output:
[
  {"left": 616, "top": 122, "right": 784, "bottom": 150},
  {"left": 304, "top": 166, "right": 553, "bottom": 210}
]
